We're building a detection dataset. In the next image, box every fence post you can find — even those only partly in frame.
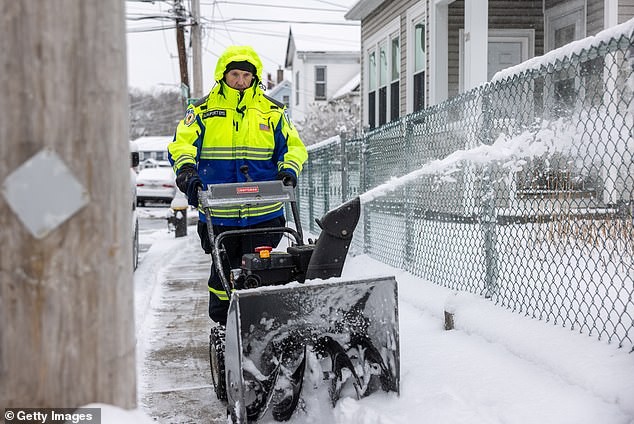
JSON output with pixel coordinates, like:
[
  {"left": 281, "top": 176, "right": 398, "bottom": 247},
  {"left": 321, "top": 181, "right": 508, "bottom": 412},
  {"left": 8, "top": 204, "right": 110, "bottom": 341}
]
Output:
[
  {"left": 361, "top": 133, "right": 370, "bottom": 254},
  {"left": 341, "top": 137, "right": 348, "bottom": 203},
  {"left": 480, "top": 87, "right": 499, "bottom": 298},
  {"left": 323, "top": 150, "right": 330, "bottom": 213},
  {"left": 308, "top": 159, "right": 315, "bottom": 234},
  {"left": 403, "top": 116, "right": 413, "bottom": 271}
]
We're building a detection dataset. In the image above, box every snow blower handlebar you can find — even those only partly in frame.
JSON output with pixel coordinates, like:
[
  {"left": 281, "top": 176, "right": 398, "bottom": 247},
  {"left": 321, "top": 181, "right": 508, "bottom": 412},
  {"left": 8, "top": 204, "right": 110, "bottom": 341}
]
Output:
[
  {"left": 198, "top": 180, "right": 304, "bottom": 240},
  {"left": 198, "top": 180, "right": 305, "bottom": 298}
]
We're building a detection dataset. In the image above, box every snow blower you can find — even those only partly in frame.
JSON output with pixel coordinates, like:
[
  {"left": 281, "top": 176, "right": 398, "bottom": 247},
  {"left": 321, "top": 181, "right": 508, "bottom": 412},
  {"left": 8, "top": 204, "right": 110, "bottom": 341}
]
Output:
[{"left": 199, "top": 178, "right": 399, "bottom": 423}]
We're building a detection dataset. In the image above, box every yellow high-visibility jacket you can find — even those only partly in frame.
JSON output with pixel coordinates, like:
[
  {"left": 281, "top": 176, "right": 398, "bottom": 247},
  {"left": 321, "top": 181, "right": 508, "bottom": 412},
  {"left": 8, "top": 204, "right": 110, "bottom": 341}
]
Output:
[{"left": 168, "top": 46, "right": 307, "bottom": 226}]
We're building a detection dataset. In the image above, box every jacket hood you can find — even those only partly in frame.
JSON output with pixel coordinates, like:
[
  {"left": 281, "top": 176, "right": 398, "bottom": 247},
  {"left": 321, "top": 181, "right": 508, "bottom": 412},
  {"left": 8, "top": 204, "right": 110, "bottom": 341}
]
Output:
[{"left": 214, "top": 45, "right": 263, "bottom": 83}]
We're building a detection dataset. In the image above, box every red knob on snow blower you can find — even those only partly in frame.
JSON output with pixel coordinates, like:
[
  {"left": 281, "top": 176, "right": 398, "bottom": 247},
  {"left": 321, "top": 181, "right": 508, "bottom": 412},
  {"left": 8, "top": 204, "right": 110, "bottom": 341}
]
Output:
[{"left": 255, "top": 245, "right": 272, "bottom": 258}]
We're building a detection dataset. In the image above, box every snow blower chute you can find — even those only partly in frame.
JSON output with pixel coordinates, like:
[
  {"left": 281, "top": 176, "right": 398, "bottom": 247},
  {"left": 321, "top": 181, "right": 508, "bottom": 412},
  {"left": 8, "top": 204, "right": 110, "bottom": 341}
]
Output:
[{"left": 200, "top": 178, "right": 399, "bottom": 423}]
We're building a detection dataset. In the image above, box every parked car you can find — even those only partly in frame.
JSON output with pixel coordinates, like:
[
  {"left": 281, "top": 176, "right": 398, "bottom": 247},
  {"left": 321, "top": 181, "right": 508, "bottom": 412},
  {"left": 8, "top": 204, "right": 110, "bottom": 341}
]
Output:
[
  {"left": 130, "top": 143, "right": 140, "bottom": 270},
  {"left": 136, "top": 166, "right": 177, "bottom": 206}
]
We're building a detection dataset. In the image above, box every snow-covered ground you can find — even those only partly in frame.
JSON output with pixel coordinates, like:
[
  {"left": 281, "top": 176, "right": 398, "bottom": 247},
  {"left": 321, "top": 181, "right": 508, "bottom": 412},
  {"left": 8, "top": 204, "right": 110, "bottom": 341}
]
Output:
[{"left": 93, "top": 220, "right": 634, "bottom": 424}]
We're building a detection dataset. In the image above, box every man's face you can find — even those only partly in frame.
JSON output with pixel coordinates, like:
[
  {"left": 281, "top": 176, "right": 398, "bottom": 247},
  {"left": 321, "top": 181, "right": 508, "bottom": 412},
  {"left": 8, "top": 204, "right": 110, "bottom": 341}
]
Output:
[{"left": 225, "top": 69, "right": 254, "bottom": 91}]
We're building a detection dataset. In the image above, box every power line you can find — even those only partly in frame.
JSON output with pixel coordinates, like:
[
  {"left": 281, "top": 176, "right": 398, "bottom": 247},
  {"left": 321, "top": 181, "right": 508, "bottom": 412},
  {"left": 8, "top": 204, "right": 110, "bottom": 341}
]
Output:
[
  {"left": 200, "top": 16, "right": 359, "bottom": 26},
  {"left": 207, "top": 30, "right": 281, "bottom": 66},
  {"left": 211, "top": 0, "right": 235, "bottom": 44},
  {"left": 204, "top": 1, "right": 345, "bottom": 12},
  {"left": 126, "top": 14, "right": 178, "bottom": 21},
  {"left": 204, "top": 24, "right": 359, "bottom": 48},
  {"left": 310, "top": 0, "right": 348, "bottom": 10},
  {"left": 127, "top": 25, "right": 179, "bottom": 33}
]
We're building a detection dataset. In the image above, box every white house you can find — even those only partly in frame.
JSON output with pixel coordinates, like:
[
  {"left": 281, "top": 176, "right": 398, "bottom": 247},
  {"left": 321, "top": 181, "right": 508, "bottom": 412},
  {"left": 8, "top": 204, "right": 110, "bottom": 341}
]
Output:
[
  {"left": 266, "top": 80, "right": 292, "bottom": 111},
  {"left": 132, "top": 136, "right": 172, "bottom": 169},
  {"left": 284, "top": 24, "right": 361, "bottom": 123}
]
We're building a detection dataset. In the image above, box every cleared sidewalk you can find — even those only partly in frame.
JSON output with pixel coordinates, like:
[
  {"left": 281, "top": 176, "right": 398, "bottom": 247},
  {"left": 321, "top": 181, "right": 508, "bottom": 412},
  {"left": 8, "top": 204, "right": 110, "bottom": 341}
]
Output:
[{"left": 136, "top": 229, "right": 227, "bottom": 423}]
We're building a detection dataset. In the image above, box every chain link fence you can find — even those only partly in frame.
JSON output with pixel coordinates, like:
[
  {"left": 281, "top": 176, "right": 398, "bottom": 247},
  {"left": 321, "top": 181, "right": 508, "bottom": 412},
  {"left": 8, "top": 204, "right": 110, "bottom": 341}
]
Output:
[{"left": 297, "top": 26, "right": 634, "bottom": 351}]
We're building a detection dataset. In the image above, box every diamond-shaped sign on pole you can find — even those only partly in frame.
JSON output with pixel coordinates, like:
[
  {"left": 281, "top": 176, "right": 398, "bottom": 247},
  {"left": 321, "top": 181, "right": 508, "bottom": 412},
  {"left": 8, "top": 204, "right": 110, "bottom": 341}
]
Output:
[{"left": 2, "top": 148, "right": 89, "bottom": 239}]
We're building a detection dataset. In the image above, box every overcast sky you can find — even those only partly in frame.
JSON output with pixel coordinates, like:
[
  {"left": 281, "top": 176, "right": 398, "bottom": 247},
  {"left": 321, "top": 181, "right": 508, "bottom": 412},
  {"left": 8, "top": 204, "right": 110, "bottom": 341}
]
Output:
[{"left": 125, "top": 0, "right": 360, "bottom": 93}]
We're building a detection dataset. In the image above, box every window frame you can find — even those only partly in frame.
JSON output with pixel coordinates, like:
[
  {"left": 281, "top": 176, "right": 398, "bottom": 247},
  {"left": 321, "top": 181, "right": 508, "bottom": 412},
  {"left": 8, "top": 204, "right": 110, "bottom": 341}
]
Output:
[
  {"left": 314, "top": 65, "right": 327, "bottom": 101},
  {"left": 544, "top": 0, "right": 586, "bottom": 53},
  {"left": 295, "top": 71, "right": 300, "bottom": 106},
  {"left": 367, "top": 49, "right": 377, "bottom": 129},
  {"left": 389, "top": 34, "right": 401, "bottom": 121},
  {"left": 406, "top": 2, "right": 426, "bottom": 114}
]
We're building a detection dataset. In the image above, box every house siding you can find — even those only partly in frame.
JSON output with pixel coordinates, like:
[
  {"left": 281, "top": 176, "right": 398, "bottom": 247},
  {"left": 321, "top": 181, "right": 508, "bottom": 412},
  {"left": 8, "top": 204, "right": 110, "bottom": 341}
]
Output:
[
  {"left": 619, "top": 0, "right": 634, "bottom": 23},
  {"left": 291, "top": 52, "right": 359, "bottom": 123},
  {"left": 545, "top": 0, "right": 575, "bottom": 8},
  {"left": 586, "top": 0, "right": 604, "bottom": 36},
  {"left": 448, "top": 1, "right": 464, "bottom": 99},
  {"left": 448, "top": 0, "right": 543, "bottom": 98}
]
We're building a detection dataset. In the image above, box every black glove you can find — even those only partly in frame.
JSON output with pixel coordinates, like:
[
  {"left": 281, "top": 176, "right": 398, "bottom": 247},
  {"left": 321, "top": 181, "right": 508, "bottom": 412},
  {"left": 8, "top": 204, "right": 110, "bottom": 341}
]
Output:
[
  {"left": 277, "top": 170, "right": 297, "bottom": 188},
  {"left": 176, "top": 164, "right": 203, "bottom": 207}
]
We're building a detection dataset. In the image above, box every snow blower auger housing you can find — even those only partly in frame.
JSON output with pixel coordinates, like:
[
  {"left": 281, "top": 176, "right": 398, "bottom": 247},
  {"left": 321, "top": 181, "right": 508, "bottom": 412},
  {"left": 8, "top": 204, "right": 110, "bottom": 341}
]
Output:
[{"left": 199, "top": 179, "right": 399, "bottom": 423}]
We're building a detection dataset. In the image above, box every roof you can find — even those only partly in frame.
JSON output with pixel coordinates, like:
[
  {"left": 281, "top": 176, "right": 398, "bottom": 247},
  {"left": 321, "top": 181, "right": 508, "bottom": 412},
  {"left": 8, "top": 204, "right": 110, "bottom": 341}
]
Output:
[
  {"left": 132, "top": 136, "right": 172, "bottom": 152},
  {"left": 284, "top": 25, "right": 360, "bottom": 68},
  {"left": 345, "top": 0, "right": 386, "bottom": 21},
  {"left": 331, "top": 72, "right": 360, "bottom": 100},
  {"left": 267, "top": 80, "right": 291, "bottom": 98}
]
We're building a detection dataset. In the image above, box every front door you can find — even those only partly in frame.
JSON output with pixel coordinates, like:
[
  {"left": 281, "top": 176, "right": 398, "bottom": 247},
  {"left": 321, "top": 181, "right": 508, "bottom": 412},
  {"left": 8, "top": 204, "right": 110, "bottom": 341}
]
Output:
[
  {"left": 459, "top": 29, "right": 534, "bottom": 92},
  {"left": 488, "top": 41, "right": 524, "bottom": 80}
]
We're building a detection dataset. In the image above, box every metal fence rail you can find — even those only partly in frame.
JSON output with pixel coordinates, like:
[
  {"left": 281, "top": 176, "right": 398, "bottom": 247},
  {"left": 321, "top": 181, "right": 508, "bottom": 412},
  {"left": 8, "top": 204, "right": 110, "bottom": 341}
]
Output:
[{"left": 297, "top": 23, "right": 634, "bottom": 351}]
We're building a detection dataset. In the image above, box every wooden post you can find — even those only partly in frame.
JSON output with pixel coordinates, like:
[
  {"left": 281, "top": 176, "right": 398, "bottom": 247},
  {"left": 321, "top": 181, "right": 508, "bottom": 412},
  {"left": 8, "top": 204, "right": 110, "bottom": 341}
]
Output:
[
  {"left": 191, "top": 0, "right": 204, "bottom": 99},
  {"left": 175, "top": 0, "right": 190, "bottom": 104},
  {"left": 0, "top": 0, "right": 136, "bottom": 410}
]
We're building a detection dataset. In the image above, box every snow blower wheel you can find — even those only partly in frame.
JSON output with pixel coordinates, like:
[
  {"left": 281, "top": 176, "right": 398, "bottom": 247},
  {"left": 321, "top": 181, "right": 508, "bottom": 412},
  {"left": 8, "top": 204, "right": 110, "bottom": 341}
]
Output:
[{"left": 210, "top": 326, "right": 227, "bottom": 401}]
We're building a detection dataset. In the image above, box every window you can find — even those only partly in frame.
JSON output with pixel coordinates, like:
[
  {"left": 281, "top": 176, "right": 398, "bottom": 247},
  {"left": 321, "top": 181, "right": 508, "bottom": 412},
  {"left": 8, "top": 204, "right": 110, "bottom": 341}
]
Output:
[
  {"left": 282, "top": 95, "right": 290, "bottom": 107},
  {"left": 315, "top": 66, "right": 327, "bottom": 100},
  {"left": 390, "top": 36, "right": 400, "bottom": 121},
  {"left": 519, "top": 1, "right": 594, "bottom": 198},
  {"left": 378, "top": 42, "right": 388, "bottom": 126},
  {"left": 365, "top": 18, "right": 400, "bottom": 129},
  {"left": 413, "top": 22, "right": 425, "bottom": 112},
  {"left": 295, "top": 71, "right": 300, "bottom": 106},
  {"left": 406, "top": 3, "right": 426, "bottom": 113},
  {"left": 545, "top": 0, "right": 586, "bottom": 115},
  {"left": 368, "top": 50, "right": 377, "bottom": 129},
  {"left": 552, "top": 24, "right": 577, "bottom": 113}
]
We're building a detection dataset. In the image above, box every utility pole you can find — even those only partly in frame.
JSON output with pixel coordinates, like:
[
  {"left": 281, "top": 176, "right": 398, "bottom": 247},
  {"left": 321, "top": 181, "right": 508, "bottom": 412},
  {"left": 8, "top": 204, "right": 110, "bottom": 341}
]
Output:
[
  {"left": 191, "top": 0, "right": 204, "bottom": 99},
  {"left": 0, "top": 0, "right": 136, "bottom": 410},
  {"left": 175, "top": 0, "right": 190, "bottom": 106}
]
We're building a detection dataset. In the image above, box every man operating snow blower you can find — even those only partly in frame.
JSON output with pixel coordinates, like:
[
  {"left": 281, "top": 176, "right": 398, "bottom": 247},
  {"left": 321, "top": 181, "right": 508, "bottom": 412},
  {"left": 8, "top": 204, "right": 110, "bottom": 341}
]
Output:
[
  {"left": 168, "top": 45, "right": 308, "bottom": 326},
  {"left": 168, "top": 45, "right": 399, "bottom": 424}
]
